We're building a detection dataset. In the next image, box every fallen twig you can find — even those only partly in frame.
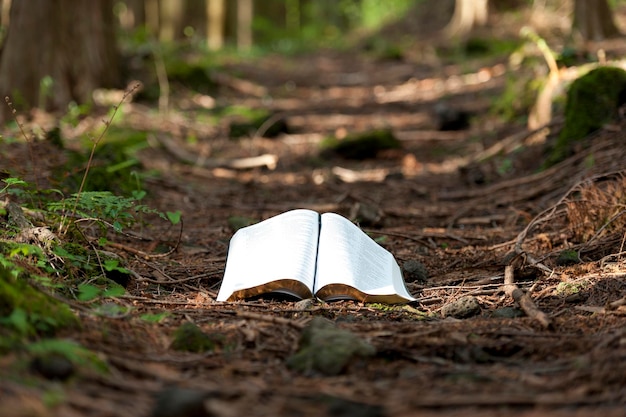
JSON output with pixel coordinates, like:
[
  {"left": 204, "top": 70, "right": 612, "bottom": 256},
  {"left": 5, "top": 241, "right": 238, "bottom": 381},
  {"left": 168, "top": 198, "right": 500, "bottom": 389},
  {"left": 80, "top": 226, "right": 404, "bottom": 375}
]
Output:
[
  {"left": 210, "top": 71, "right": 268, "bottom": 97},
  {"left": 504, "top": 265, "right": 552, "bottom": 329},
  {"left": 153, "top": 133, "right": 278, "bottom": 170}
]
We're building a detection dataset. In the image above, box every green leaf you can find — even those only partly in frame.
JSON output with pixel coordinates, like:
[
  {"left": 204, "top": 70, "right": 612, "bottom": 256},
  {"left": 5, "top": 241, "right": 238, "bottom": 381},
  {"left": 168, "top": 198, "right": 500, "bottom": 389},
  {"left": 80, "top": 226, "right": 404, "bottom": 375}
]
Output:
[
  {"left": 166, "top": 211, "right": 182, "bottom": 225},
  {"left": 102, "top": 285, "right": 125, "bottom": 298},
  {"left": 1, "top": 177, "right": 28, "bottom": 193},
  {"left": 27, "top": 339, "right": 108, "bottom": 373},
  {"left": 6, "top": 308, "right": 29, "bottom": 334},
  {"left": 131, "top": 190, "right": 146, "bottom": 200},
  {"left": 103, "top": 259, "right": 121, "bottom": 272},
  {"left": 139, "top": 312, "right": 169, "bottom": 323},
  {"left": 9, "top": 244, "right": 44, "bottom": 258},
  {"left": 77, "top": 284, "right": 101, "bottom": 301},
  {"left": 3, "top": 177, "right": 27, "bottom": 186}
]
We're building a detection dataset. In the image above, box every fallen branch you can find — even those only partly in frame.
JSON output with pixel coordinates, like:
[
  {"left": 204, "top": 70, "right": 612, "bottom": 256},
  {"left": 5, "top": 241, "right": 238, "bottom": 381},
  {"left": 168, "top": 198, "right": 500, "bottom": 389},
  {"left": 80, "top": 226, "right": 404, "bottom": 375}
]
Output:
[
  {"left": 153, "top": 133, "right": 278, "bottom": 170},
  {"left": 503, "top": 265, "right": 552, "bottom": 329},
  {"left": 210, "top": 72, "right": 268, "bottom": 97}
]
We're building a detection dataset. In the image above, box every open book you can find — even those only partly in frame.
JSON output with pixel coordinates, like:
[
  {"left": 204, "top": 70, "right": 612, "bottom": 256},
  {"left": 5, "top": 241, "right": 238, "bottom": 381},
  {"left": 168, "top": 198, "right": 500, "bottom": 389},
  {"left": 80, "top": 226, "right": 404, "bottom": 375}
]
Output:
[{"left": 216, "top": 209, "right": 415, "bottom": 304}]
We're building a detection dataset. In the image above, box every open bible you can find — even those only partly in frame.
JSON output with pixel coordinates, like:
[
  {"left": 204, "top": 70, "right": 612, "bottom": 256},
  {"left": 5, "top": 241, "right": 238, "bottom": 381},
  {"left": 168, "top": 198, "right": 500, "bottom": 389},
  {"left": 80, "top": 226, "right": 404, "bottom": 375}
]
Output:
[{"left": 216, "top": 209, "right": 415, "bottom": 304}]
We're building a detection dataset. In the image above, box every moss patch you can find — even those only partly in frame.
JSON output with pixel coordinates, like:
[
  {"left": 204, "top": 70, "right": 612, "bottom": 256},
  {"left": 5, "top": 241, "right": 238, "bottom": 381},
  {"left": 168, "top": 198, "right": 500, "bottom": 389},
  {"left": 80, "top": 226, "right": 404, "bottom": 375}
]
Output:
[
  {"left": 287, "top": 317, "right": 375, "bottom": 375},
  {"left": 0, "top": 264, "right": 79, "bottom": 352},
  {"left": 320, "top": 129, "right": 401, "bottom": 160},
  {"left": 170, "top": 322, "right": 224, "bottom": 353},
  {"left": 547, "top": 66, "right": 626, "bottom": 166}
]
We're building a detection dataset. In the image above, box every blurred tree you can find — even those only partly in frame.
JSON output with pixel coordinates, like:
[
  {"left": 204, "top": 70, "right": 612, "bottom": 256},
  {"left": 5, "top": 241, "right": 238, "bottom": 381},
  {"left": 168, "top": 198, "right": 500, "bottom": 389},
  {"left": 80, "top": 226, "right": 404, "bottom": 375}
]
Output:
[
  {"left": 159, "top": 0, "right": 185, "bottom": 42},
  {"left": 0, "top": 0, "right": 120, "bottom": 121},
  {"left": 116, "top": 0, "right": 146, "bottom": 30},
  {"left": 444, "top": 0, "right": 488, "bottom": 37},
  {"left": 237, "top": 0, "right": 254, "bottom": 50},
  {"left": 207, "top": 0, "right": 226, "bottom": 50},
  {"left": 572, "top": 0, "right": 620, "bottom": 41}
]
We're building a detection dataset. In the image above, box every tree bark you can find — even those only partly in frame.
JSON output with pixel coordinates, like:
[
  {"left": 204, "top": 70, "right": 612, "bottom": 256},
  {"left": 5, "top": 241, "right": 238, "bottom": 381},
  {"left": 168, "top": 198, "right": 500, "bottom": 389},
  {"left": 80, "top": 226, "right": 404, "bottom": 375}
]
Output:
[
  {"left": 573, "top": 0, "right": 620, "bottom": 41},
  {"left": 0, "top": 0, "right": 120, "bottom": 121},
  {"left": 159, "top": 0, "right": 184, "bottom": 42},
  {"left": 237, "top": 0, "right": 253, "bottom": 50},
  {"left": 207, "top": 0, "right": 226, "bottom": 50}
]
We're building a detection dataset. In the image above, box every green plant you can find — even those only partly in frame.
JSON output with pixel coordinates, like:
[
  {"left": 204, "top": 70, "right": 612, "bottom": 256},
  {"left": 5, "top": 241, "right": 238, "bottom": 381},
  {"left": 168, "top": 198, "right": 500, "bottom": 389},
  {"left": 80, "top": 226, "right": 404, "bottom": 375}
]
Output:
[
  {"left": 0, "top": 261, "right": 78, "bottom": 351},
  {"left": 0, "top": 83, "right": 181, "bottom": 357},
  {"left": 48, "top": 190, "right": 167, "bottom": 232},
  {"left": 27, "top": 338, "right": 108, "bottom": 374},
  {"left": 140, "top": 311, "right": 170, "bottom": 323},
  {"left": 77, "top": 281, "right": 125, "bottom": 302}
]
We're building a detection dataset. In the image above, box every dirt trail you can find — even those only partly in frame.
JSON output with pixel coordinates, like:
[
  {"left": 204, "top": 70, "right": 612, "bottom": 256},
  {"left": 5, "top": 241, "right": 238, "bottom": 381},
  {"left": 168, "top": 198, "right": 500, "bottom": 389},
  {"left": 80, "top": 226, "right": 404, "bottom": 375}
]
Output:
[{"left": 4, "top": 45, "right": 626, "bottom": 416}]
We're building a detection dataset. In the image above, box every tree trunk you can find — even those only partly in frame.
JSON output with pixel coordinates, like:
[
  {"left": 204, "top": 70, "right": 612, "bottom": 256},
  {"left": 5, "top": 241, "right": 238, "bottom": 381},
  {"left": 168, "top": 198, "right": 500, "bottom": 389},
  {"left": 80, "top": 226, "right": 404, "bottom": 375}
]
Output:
[
  {"left": 207, "top": 0, "right": 226, "bottom": 50},
  {"left": 0, "top": 0, "right": 120, "bottom": 121},
  {"left": 118, "top": 0, "right": 145, "bottom": 30},
  {"left": 573, "top": 0, "right": 620, "bottom": 41},
  {"left": 159, "top": 0, "right": 185, "bottom": 42},
  {"left": 237, "top": 0, "right": 253, "bottom": 50},
  {"left": 444, "top": 0, "right": 488, "bottom": 38}
]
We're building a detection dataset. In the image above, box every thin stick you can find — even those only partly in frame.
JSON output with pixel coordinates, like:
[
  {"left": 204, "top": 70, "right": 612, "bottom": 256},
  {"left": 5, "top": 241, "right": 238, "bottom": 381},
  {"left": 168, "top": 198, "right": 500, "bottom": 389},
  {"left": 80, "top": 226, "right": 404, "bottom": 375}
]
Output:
[{"left": 504, "top": 265, "right": 552, "bottom": 329}]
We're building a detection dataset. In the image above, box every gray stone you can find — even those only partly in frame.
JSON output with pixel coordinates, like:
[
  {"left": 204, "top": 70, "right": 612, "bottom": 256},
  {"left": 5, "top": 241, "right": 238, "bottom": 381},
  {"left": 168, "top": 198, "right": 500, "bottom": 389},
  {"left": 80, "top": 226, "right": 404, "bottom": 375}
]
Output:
[
  {"left": 402, "top": 260, "right": 428, "bottom": 282},
  {"left": 491, "top": 306, "right": 525, "bottom": 318},
  {"left": 287, "top": 317, "right": 375, "bottom": 376},
  {"left": 441, "top": 295, "right": 481, "bottom": 319}
]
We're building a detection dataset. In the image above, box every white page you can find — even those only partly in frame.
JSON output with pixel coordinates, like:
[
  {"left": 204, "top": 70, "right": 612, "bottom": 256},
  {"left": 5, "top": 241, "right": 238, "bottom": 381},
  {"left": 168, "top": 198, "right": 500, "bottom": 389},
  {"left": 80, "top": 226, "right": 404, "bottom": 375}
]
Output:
[
  {"left": 314, "top": 213, "right": 415, "bottom": 301},
  {"left": 216, "top": 209, "right": 320, "bottom": 301}
]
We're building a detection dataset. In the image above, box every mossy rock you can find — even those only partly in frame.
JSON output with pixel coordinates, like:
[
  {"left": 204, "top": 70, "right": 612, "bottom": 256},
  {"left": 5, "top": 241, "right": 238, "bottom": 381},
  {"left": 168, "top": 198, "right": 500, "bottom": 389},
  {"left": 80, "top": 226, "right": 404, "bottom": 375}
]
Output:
[
  {"left": 166, "top": 60, "right": 217, "bottom": 94},
  {"left": 547, "top": 66, "right": 626, "bottom": 166},
  {"left": 287, "top": 317, "right": 375, "bottom": 376},
  {"left": 362, "top": 37, "right": 404, "bottom": 61},
  {"left": 320, "top": 129, "right": 401, "bottom": 160},
  {"left": 0, "top": 265, "right": 79, "bottom": 351},
  {"left": 170, "top": 322, "right": 224, "bottom": 353}
]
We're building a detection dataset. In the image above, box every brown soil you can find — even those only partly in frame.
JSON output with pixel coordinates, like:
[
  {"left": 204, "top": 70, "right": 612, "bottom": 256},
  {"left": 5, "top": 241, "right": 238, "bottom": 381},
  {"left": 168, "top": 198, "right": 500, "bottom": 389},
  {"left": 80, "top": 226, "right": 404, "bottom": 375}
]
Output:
[{"left": 3, "top": 12, "right": 626, "bottom": 417}]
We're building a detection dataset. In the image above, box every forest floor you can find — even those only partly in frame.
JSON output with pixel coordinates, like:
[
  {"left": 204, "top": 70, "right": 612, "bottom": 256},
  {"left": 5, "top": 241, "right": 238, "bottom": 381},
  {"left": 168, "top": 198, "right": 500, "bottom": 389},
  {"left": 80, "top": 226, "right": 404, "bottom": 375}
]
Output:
[{"left": 3, "top": 10, "right": 626, "bottom": 417}]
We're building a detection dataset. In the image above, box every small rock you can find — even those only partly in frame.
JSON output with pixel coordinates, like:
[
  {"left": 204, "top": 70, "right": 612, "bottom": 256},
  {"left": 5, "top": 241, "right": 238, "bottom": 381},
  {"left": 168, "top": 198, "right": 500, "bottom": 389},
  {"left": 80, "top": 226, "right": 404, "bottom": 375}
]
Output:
[
  {"left": 402, "top": 260, "right": 428, "bottom": 282},
  {"left": 441, "top": 295, "right": 481, "bottom": 319},
  {"left": 323, "top": 395, "right": 384, "bottom": 417},
  {"left": 434, "top": 103, "right": 471, "bottom": 131},
  {"left": 152, "top": 387, "right": 212, "bottom": 417},
  {"left": 294, "top": 298, "right": 317, "bottom": 310},
  {"left": 31, "top": 354, "right": 75, "bottom": 381},
  {"left": 349, "top": 202, "right": 383, "bottom": 227},
  {"left": 491, "top": 306, "right": 525, "bottom": 319},
  {"left": 287, "top": 317, "right": 375, "bottom": 376}
]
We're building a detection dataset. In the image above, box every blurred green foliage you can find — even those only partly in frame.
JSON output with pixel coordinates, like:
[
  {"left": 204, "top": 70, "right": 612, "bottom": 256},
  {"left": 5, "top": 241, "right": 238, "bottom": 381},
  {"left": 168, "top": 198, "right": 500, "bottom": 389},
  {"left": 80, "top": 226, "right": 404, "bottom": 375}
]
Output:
[{"left": 254, "top": 0, "right": 417, "bottom": 52}]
